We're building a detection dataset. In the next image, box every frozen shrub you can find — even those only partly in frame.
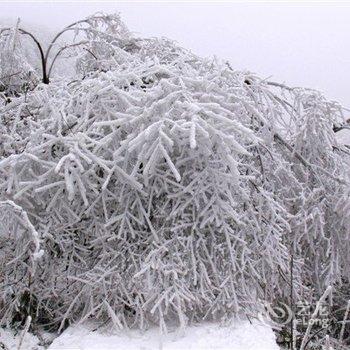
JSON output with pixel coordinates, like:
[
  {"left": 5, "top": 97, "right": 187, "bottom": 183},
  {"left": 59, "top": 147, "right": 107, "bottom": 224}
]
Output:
[{"left": 0, "top": 14, "right": 349, "bottom": 335}]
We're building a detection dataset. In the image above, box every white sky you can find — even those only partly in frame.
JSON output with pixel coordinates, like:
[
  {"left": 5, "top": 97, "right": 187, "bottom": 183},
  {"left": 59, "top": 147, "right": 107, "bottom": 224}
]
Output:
[{"left": 1, "top": 1, "right": 350, "bottom": 107}]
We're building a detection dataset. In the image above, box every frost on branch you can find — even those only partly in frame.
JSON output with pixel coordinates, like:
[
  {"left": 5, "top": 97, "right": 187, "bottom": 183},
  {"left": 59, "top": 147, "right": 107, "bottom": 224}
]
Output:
[
  {"left": 0, "top": 200, "right": 43, "bottom": 326},
  {"left": 0, "top": 24, "right": 39, "bottom": 96},
  {"left": 0, "top": 14, "right": 349, "bottom": 333}
]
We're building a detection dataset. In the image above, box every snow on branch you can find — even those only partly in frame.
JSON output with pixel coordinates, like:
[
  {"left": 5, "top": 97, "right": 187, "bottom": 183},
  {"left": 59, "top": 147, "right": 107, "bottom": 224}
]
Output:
[{"left": 0, "top": 14, "right": 349, "bottom": 334}]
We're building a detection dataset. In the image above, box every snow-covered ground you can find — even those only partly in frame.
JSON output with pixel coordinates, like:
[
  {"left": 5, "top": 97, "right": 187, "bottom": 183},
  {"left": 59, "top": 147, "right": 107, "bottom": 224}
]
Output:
[
  {"left": 47, "top": 320, "right": 279, "bottom": 350},
  {"left": 0, "top": 319, "right": 279, "bottom": 350},
  {"left": 0, "top": 327, "right": 44, "bottom": 350}
]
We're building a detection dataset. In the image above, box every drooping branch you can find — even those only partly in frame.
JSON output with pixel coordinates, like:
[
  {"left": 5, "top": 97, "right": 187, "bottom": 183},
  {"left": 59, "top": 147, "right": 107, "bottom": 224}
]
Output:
[
  {"left": 0, "top": 27, "right": 49, "bottom": 84},
  {"left": 273, "top": 133, "right": 348, "bottom": 185},
  {"left": 44, "top": 18, "right": 91, "bottom": 64},
  {"left": 43, "top": 16, "right": 113, "bottom": 63},
  {"left": 47, "top": 40, "right": 88, "bottom": 79},
  {"left": 0, "top": 14, "right": 121, "bottom": 85}
]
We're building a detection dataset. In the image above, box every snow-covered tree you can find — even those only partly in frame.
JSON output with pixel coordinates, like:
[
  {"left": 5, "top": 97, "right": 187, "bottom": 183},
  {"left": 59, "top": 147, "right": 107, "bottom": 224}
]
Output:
[
  {"left": 0, "top": 23, "right": 39, "bottom": 97},
  {"left": 0, "top": 13, "right": 349, "bottom": 339}
]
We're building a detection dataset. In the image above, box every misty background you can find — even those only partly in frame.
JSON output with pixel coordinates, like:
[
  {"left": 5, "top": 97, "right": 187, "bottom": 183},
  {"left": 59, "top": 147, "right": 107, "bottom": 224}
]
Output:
[{"left": 1, "top": 1, "right": 349, "bottom": 107}]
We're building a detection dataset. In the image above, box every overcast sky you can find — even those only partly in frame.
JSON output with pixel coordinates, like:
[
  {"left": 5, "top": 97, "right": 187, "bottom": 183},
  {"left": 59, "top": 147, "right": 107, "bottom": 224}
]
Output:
[{"left": 1, "top": 1, "right": 349, "bottom": 107}]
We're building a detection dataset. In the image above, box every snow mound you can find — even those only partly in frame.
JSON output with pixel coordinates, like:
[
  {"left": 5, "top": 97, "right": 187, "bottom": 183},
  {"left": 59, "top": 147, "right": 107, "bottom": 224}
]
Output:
[
  {"left": 48, "top": 320, "right": 279, "bottom": 350},
  {"left": 0, "top": 327, "right": 44, "bottom": 350},
  {"left": 336, "top": 129, "right": 350, "bottom": 146}
]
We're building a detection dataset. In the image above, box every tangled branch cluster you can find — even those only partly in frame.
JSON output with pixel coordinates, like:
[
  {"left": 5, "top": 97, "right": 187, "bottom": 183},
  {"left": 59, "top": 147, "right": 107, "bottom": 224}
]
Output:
[{"left": 0, "top": 14, "right": 349, "bottom": 335}]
